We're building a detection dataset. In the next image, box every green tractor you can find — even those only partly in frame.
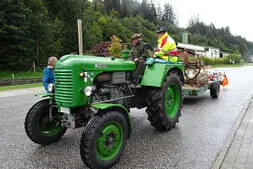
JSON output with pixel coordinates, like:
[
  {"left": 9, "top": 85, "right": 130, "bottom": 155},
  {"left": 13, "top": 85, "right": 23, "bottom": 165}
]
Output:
[{"left": 24, "top": 48, "right": 184, "bottom": 169}]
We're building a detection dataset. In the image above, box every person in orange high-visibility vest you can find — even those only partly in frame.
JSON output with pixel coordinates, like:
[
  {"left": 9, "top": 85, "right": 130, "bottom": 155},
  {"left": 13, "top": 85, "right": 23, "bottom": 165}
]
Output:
[
  {"left": 154, "top": 26, "right": 178, "bottom": 61},
  {"left": 222, "top": 74, "right": 229, "bottom": 87}
]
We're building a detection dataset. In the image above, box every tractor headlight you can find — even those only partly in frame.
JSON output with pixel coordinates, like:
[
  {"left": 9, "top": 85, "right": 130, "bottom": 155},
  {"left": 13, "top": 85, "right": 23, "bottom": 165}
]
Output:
[
  {"left": 84, "top": 86, "right": 96, "bottom": 96},
  {"left": 48, "top": 83, "right": 54, "bottom": 93}
]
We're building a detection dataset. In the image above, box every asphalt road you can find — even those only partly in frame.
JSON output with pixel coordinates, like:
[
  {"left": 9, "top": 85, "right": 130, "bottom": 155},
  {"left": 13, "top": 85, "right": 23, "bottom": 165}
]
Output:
[{"left": 0, "top": 66, "right": 253, "bottom": 169}]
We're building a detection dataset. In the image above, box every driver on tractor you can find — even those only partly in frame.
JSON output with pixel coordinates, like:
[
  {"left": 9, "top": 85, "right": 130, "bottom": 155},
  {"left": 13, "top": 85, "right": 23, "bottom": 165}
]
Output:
[
  {"left": 130, "top": 33, "right": 151, "bottom": 85},
  {"left": 130, "top": 33, "right": 147, "bottom": 62},
  {"left": 130, "top": 33, "right": 153, "bottom": 85},
  {"left": 153, "top": 26, "right": 178, "bottom": 62}
]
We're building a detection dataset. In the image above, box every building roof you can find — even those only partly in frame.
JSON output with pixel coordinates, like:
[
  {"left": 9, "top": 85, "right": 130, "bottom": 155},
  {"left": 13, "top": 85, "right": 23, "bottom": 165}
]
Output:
[
  {"left": 177, "top": 43, "right": 205, "bottom": 52},
  {"left": 177, "top": 42, "right": 220, "bottom": 52}
]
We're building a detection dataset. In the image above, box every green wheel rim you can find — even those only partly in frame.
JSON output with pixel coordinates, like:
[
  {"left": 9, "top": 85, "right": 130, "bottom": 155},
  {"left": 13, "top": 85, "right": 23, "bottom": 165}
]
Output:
[
  {"left": 39, "top": 114, "right": 63, "bottom": 136},
  {"left": 96, "top": 122, "right": 124, "bottom": 161},
  {"left": 165, "top": 84, "right": 180, "bottom": 118}
]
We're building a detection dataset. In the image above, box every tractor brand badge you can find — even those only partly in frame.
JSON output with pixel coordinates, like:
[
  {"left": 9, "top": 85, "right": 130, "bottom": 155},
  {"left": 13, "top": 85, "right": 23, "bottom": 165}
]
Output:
[{"left": 95, "top": 64, "right": 107, "bottom": 68}]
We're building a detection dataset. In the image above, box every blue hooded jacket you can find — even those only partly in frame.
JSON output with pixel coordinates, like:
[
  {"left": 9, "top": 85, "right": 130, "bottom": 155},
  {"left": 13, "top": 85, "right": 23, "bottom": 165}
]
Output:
[{"left": 42, "top": 66, "right": 54, "bottom": 93}]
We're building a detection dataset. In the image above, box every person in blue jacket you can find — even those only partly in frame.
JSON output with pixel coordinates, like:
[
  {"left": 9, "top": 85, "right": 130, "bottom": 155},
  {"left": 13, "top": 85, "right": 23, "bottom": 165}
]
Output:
[{"left": 42, "top": 56, "right": 57, "bottom": 93}]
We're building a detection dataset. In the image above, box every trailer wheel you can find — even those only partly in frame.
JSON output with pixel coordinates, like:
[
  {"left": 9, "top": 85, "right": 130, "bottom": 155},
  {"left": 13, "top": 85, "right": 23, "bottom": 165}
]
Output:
[
  {"left": 80, "top": 110, "right": 128, "bottom": 169},
  {"left": 210, "top": 81, "right": 220, "bottom": 98},
  {"left": 25, "top": 99, "right": 66, "bottom": 145},
  {"left": 146, "top": 72, "right": 183, "bottom": 131}
]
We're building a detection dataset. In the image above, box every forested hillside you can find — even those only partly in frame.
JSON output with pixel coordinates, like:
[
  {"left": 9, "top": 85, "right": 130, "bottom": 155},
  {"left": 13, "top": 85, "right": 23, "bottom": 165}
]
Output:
[{"left": 0, "top": 0, "right": 252, "bottom": 70}]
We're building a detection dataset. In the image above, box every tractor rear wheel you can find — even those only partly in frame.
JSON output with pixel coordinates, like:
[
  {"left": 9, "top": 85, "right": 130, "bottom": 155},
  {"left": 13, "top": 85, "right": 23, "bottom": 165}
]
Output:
[
  {"left": 146, "top": 72, "right": 183, "bottom": 131},
  {"left": 80, "top": 110, "right": 129, "bottom": 169},
  {"left": 24, "top": 99, "right": 66, "bottom": 145}
]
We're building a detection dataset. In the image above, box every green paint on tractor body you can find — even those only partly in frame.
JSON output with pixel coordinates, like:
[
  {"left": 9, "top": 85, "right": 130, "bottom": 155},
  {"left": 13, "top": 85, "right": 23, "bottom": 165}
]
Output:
[
  {"left": 54, "top": 54, "right": 135, "bottom": 107},
  {"left": 91, "top": 103, "right": 133, "bottom": 136},
  {"left": 165, "top": 84, "right": 180, "bottom": 118},
  {"left": 96, "top": 121, "right": 124, "bottom": 161},
  {"left": 91, "top": 103, "right": 129, "bottom": 113},
  {"left": 141, "top": 63, "right": 183, "bottom": 87}
]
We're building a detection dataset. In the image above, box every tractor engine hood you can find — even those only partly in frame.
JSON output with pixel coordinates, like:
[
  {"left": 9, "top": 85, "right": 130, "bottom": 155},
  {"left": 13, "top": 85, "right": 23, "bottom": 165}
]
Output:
[
  {"left": 57, "top": 54, "right": 135, "bottom": 71},
  {"left": 54, "top": 54, "right": 135, "bottom": 108}
]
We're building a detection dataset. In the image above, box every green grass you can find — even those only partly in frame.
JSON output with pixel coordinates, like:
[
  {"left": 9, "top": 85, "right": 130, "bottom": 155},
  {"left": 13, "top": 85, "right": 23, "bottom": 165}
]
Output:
[
  {"left": 0, "top": 71, "right": 43, "bottom": 80},
  {"left": 0, "top": 83, "right": 42, "bottom": 91},
  {"left": 245, "top": 63, "right": 253, "bottom": 66},
  {"left": 211, "top": 63, "right": 244, "bottom": 68}
]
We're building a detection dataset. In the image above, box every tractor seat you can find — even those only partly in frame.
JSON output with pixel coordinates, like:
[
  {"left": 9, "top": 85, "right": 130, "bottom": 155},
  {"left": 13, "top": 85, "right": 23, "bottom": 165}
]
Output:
[
  {"left": 154, "top": 58, "right": 169, "bottom": 63},
  {"left": 145, "top": 58, "right": 183, "bottom": 65}
]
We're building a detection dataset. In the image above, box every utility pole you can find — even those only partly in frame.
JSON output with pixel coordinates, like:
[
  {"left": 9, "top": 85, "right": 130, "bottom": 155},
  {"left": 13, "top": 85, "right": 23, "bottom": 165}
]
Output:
[
  {"left": 33, "top": 62, "right": 36, "bottom": 72},
  {"left": 77, "top": 19, "right": 83, "bottom": 55}
]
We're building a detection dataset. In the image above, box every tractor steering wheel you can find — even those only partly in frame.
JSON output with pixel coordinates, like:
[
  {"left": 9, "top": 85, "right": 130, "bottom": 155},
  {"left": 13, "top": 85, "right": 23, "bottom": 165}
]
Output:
[
  {"left": 122, "top": 43, "right": 141, "bottom": 61},
  {"left": 122, "top": 43, "right": 154, "bottom": 61}
]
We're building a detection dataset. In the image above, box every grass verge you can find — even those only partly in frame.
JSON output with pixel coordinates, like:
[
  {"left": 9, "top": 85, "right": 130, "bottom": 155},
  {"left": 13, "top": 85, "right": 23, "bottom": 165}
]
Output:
[
  {"left": 0, "top": 83, "right": 42, "bottom": 91},
  {"left": 211, "top": 63, "right": 244, "bottom": 68},
  {"left": 245, "top": 63, "right": 253, "bottom": 66},
  {"left": 0, "top": 71, "right": 43, "bottom": 80}
]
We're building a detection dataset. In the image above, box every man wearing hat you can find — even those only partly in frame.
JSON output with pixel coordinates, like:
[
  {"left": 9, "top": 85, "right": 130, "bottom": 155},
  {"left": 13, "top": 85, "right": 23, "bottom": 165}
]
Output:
[
  {"left": 130, "top": 33, "right": 148, "bottom": 85},
  {"left": 154, "top": 26, "right": 178, "bottom": 61},
  {"left": 130, "top": 33, "right": 146, "bottom": 62}
]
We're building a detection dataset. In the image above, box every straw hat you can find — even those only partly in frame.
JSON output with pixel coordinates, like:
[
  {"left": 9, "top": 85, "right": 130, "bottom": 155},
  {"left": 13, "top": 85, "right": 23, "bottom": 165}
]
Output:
[{"left": 131, "top": 33, "right": 142, "bottom": 40}]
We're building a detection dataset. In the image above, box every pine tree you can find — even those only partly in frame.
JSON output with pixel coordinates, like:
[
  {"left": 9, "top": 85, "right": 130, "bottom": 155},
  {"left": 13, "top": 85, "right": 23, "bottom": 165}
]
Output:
[
  {"left": 0, "top": 0, "right": 32, "bottom": 70},
  {"left": 162, "top": 3, "right": 177, "bottom": 25}
]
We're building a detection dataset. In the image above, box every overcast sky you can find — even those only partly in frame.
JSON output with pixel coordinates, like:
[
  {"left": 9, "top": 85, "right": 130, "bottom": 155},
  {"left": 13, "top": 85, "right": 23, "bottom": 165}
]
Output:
[{"left": 152, "top": 0, "right": 253, "bottom": 42}]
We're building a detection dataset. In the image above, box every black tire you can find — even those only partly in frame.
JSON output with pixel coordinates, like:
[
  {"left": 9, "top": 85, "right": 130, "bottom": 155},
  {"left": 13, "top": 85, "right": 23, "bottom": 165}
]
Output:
[
  {"left": 24, "top": 99, "right": 67, "bottom": 145},
  {"left": 146, "top": 72, "right": 183, "bottom": 131},
  {"left": 210, "top": 81, "right": 220, "bottom": 98},
  {"left": 80, "top": 111, "right": 129, "bottom": 169}
]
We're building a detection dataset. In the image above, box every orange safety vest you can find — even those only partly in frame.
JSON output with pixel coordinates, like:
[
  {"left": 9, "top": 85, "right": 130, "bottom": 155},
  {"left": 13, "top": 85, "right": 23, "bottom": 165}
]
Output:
[{"left": 222, "top": 75, "right": 229, "bottom": 87}]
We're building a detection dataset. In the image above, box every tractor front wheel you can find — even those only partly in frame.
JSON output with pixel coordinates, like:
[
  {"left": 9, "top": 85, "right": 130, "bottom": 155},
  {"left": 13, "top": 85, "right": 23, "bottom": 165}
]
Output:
[
  {"left": 146, "top": 72, "right": 183, "bottom": 131},
  {"left": 24, "top": 99, "right": 66, "bottom": 145},
  {"left": 80, "top": 110, "right": 129, "bottom": 169}
]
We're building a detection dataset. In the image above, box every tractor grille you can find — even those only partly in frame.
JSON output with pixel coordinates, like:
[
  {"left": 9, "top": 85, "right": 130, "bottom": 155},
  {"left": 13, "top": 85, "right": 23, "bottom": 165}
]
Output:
[{"left": 54, "top": 69, "right": 74, "bottom": 105}]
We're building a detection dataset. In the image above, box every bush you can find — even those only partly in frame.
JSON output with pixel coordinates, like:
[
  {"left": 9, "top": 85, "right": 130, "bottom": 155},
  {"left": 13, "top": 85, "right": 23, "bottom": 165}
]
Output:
[
  {"left": 223, "top": 54, "right": 241, "bottom": 64},
  {"left": 109, "top": 35, "right": 123, "bottom": 58},
  {"left": 200, "top": 56, "right": 224, "bottom": 65}
]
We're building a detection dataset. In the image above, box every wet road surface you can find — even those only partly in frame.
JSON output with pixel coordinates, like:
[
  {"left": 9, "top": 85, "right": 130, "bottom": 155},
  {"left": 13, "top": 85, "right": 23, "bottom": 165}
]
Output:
[{"left": 0, "top": 66, "right": 253, "bottom": 169}]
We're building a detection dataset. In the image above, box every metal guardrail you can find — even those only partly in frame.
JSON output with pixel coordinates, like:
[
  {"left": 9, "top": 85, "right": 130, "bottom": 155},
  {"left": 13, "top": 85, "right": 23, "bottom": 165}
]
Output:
[{"left": 0, "top": 78, "right": 42, "bottom": 86}]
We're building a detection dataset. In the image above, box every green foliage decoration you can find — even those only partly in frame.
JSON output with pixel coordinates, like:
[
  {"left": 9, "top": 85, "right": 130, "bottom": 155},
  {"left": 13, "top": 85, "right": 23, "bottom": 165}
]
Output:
[{"left": 109, "top": 35, "right": 123, "bottom": 58}]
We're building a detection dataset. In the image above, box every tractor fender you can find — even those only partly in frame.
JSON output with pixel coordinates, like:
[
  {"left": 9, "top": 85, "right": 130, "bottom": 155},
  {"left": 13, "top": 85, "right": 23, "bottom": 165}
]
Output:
[
  {"left": 168, "top": 67, "right": 184, "bottom": 84},
  {"left": 141, "top": 63, "right": 183, "bottom": 87},
  {"left": 38, "top": 93, "right": 54, "bottom": 98},
  {"left": 90, "top": 103, "right": 133, "bottom": 137},
  {"left": 35, "top": 93, "right": 54, "bottom": 104}
]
